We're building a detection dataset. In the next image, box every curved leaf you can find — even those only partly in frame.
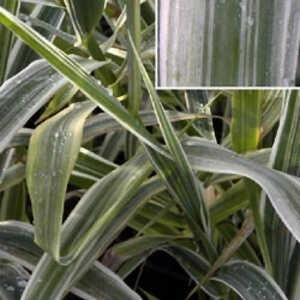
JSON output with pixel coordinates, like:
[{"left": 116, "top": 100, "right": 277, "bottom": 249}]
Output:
[
  {"left": 73, "top": 260, "right": 142, "bottom": 300},
  {"left": 212, "top": 261, "right": 287, "bottom": 300},
  {"left": 22, "top": 167, "right": 161, "bottom": 299},
  {"left": 0, "top": 8, "right": 168, "bottom": 158},
  {"left": 206, "top": 148, "right": 271, "bottom": 186},
  {"left": 0, "top": 56, "right": 103, "bottom": 154},
  {"left": 0, "top": 221, "right": 141, "bottom": 300},
  {"left": 165, "top": 245, "right": 222, "bottom": 299},
  {"left": 129, "top": 34, "right": 213, "bottom": 258},
  {"left": 20, "top": 135, "right": 300, "bottom": 298},
  {"left": 8, "top": 110, "right": 215, "bottom": 150},
  {"left": 7, "top": 5, "right": 65, "bottom": 78},
  {"left": 0, "top": 149, "right": 14, "bottom": 184},
  {"left": 0, "top": 261, "right": 29, "bottom": 300},
  {"left": 263, "top": 91, "right": 300, "bottom": 290},
  {"left": 0, "top": 163, "right": 25, "bottom": 192},
  {"left": 184, "top": 137, "right": 300, "bottom": 246},
  {"left": 26, "top": 101, "right": 96, "bottom": 261}
]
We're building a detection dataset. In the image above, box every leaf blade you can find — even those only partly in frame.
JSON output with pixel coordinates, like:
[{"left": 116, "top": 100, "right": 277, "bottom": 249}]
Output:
[
  {"left": 26, "top": 101, "right": 96, "bottom": 261},
  {"left": 213, "top": 261, "right": 287, "bottom": 300}
]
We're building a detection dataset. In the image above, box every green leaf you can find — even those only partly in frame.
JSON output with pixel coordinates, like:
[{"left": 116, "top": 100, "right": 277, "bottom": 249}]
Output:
[
  {"left": 64, "top": 0, "right": 106, "bottom": 44},
  {"left": 137, "top": 202, "right": 185, "bottom": 229},
  {"left": 206, "top": 148, "right": 271, "bottom": 186},
  {"left": 263, "top": 91, "right": 300, "bottom": 291},
  {"left": 184, "top": 137, "right": 300, "bottom": 246},
  {"left": 128, "top": 33, "right": 213, "bottom": 257},
  {"left": 129, "top": 214, "right": 177, "bottom": 236},
  {"left": 0, "top": 149, "right": 14, "bottom": 184},
  {"left": 141, "top": 290, "right": 159, "bottom": 300},
  {"left": 213, "top": 261, "right": 287, "bottom": 300},
  {"left": 7, "top": 5, "right": 65, "bottom": 78},
  {"left": 18, "top": 136, "right": 300, "bottom": 298},
  {"left": 0, "top": 221, "right": 141, "bottom": 300},
  {"left": 0, "top": 222, "right": 42, "bottom": 269},
  {"left": 0, "top": 163, "right": 25, "bottom": 192},
  {"left": 37, "top": 83, "right": 78, "bottom": 122},
  {"left": 218, "top": 222, "right": 261, "bottom": 265},
  {"left": 75, "top": 147, "right": 117, "bottom": 178},
  {"left": 210, "top": 181, "right": 248, "bottom": 224},
  {"left": 83, "top": 110, "right": 210, "bottom": 144},
  {"left": 0, "top": 56, "right": 103, "bottom": 154},
  {"left": 0, "top": 261, "right": 29, "bottom": 299},
  {"left": 58, "top": 152, "right": 152, "bottom": 264},
  {"left": 8, "top": 110, "right": 213, "bottom": 151},
  {"left": 21, "top": 0, "right": 64, "bottom": 8},
  {"left": 0, "top": 8, "right": 167, "bottom": 157},
  {"left": 111, "top": 236, "right": 223, "bottom": 298},
  {"left": 125, "top": 0, "right": 142, "bottom": 157},
  {"left": 230, "top": 91, "right": 271, "bottom": 273},
  {"left": 0, "top": 182, "right": 28, "bottom": 222},
  {"left": 165, "top": 245, "right": 222, "bottom": 298},
  {"left": 73, "top": 260, "right": 142, "bottom": 300},
  {"left": 26, "top": 101, "right": 95, "bottom": 261},
  {"left": 111, "top": 235, "right": 176, "bottom": 267},
  {"left": 204, "top": 212, "right": 255, "bottom": 282},
  {"left": 0, "top": 0, "right": 19, "bottom": 84},
  {"left": 22, "top": 161, "right": 158, "bottom": 299},
  {"left": 287, "top": 243, "right": 300, "bottom": 299},
  {"left": 102, "top": 131, "right": 126, "bottom": 161},
  {"left": 261, "top": 90, "right": 283, "bottom": 139},
  {"left": 231, "top": 91, "right": 263, "bottom": 153},
  {"left": 185, "top": 91, "right": 216, "bottom": 141},
  {"left": 126, "top": 0, "right": 141, "bottom": 116}
]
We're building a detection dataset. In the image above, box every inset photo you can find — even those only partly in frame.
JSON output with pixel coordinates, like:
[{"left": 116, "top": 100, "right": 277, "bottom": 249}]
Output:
[{"left": 157, "top": 0, "right": 300, "bottom": 88}]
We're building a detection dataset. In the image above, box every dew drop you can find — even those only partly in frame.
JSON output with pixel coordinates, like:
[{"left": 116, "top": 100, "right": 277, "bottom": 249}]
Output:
[
  {"left": 17, "top": 280, "right": 27, "bottom": 288},
  {"left": 6, "top": 285, "right": 15, "bottom": 292},
  {"left": 247, "top": 17, "right": 254, "bottom": 26}
]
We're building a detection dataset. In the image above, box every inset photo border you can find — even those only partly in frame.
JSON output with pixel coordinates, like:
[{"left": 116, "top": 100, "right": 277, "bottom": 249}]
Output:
[{"left": 155, "top": 0, "right": 300, "bottom": 89}]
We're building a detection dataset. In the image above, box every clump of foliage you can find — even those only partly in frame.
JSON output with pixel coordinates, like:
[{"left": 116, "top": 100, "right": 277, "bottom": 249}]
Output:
[{"left": 0, "top": 1, "right": 300, "bottom": 300}]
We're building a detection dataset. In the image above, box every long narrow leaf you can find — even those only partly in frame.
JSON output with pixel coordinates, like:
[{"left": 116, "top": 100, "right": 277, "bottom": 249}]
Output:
[
  {"left": 26, "top": 101, "right": 96, "bottom": 261},
  {"left": 0, "top": 56, "right": 103, "bottom": 154},
  {"left": 213, "top": 261, "right": 287, "bottom": 300},
  {"left": 230, "top": 91, "right": 271, "bottom": 272},
  {"left": 184, "top": 137, "right": 300, "bottom": 246},
  {"left": 0, "top": 0, "right": 19, "bottom": 84},
  {"left": 64, "top": 0, "right": 105, "bottom": 44},
  {"left": 0, "top": 261, "right": 29, "bottom": 300},
  {"left": 22, "top": 168, "right": 161, "bottom": 299},
  {"left": 128, "top": 33, "right": 212, "bottom": 254},
  {"left": 262, "top": 91, "right": 300, "bottom": 291},
  {"left": 0, "top": 7, "right": 168, "bottom": 157},
  {"left": 0, "top": 221, "right": 141, "bottom": 300},
  {"left": 7, "top": 5, "right": 65, "bottom": 78}
]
